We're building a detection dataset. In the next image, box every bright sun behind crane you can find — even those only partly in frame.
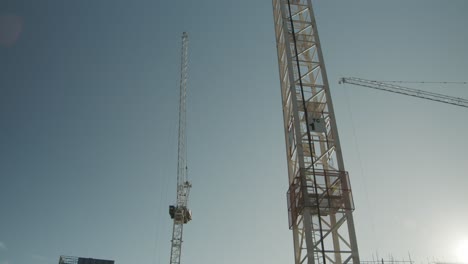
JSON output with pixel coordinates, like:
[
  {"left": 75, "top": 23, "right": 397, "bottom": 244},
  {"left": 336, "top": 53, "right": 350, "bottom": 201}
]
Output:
[{"left": 455, "top": 239, "right": 468, "bottom": 262}]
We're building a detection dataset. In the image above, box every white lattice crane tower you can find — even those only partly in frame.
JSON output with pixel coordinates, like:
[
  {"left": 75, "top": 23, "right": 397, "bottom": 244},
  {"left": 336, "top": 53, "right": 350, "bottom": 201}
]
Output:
[
  {"left": 168, "top": 32, "right": 192, "bottom": 264},
  {"left": 272, "top": 1, "right": 360, "bottom": 263}
]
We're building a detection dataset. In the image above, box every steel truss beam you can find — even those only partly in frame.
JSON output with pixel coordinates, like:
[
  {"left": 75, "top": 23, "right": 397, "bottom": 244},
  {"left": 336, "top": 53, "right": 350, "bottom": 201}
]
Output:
[
  {"left": 169, "top": 32, "right": 192, "bottom": 264},
  {"left": 273, "top": 1, "right": 360, "bottom": 263}
]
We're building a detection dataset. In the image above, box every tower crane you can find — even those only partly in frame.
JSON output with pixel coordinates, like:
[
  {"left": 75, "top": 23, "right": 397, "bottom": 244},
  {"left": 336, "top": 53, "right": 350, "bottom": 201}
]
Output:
[
  {"left": 273, "top": 1, "right": 360, "bottom": 263},
  {"left": 339, "top": 77, "right": 468, "bottom": 108},
  {"left": 168, "top": 32, "right": 192, "bottom": 264}
]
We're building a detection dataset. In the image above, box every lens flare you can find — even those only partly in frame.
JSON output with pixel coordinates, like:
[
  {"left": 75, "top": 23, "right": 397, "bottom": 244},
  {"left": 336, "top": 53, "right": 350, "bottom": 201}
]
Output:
[{"left": 456, "top": 239, "right": 468, "bottom": 262}]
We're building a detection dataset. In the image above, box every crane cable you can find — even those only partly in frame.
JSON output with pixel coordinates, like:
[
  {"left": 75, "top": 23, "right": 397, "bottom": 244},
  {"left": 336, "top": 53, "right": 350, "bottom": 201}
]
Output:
[
  {"left": 341, "top": 82, "right": 380, "bottom": 255},
  {"left": 152, "top": 73, "right": 180, "bottom": 264}
]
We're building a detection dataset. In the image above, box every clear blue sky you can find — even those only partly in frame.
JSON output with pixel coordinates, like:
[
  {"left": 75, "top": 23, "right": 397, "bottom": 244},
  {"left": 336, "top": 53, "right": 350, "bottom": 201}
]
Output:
[{"left": 1, "top": 1, "right": 467, "bottom": 264}]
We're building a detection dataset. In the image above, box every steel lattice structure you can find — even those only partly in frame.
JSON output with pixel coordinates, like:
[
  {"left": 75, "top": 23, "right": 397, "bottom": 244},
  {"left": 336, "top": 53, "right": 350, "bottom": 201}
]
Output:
[
  {"left": 339, "top": 77, "right": 468, "bottom": 109},
  {"left": 168, "top": 32, "right": 192, "bottom": 264},
  {"left": 272, "top": 1, "right": 360, "bottom": 263}
]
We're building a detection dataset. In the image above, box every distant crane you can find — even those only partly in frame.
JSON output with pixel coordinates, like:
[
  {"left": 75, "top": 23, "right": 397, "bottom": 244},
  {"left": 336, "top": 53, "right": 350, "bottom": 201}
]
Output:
[
  {"left": 168, "top": 32, "right": 192, "bottom": 264},
  {"left": 339, "top": 77, "right": 468, "bottom": 108},
  {"left": 272, "top": 1, "right": 360, "bottom": 263}
]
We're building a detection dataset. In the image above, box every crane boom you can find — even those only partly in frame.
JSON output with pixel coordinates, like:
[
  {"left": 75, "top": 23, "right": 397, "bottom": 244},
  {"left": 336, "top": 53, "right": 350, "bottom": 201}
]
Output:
[
  {"left": 339, "top": 77, "right": 468, "bottom": 108},
  {"left": 168, "top": 32, "right": 192, "bottom": 264}
]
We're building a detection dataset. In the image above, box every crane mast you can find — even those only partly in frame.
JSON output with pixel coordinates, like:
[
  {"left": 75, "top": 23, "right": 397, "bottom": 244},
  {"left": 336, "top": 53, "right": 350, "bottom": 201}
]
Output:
[
  {"left": 339, "top": 77, "right": 468, "bottom": 108},
  {"left": 169, "top": 32, "right": 192, "bottom": 264},
  {"left": 272, "top": 1, "right": 360, "bottom": 263}
]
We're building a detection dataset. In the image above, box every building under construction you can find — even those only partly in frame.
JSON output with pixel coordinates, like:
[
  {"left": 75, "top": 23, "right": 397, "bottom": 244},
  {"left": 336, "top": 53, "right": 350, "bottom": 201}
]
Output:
[{"left": 59, "top": 256, "right": 114, "bottom": 264}]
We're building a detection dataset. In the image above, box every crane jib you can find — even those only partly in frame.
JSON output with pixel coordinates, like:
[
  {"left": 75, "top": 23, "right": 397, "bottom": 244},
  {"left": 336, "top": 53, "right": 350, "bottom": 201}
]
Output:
[{"left": 340, "top": 77, "right": 468, "bottom": 109}]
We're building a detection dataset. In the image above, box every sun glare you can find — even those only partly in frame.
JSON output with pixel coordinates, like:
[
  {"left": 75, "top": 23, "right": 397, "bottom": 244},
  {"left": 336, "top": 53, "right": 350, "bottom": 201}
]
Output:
[{"left": 456, "top": 239, "right": 468, "bottom": 262}]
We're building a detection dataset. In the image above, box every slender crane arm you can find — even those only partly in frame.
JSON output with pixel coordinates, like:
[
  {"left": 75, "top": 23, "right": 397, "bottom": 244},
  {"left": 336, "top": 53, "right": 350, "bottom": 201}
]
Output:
[
  {"left": 168, "top": 32, "right": 191, "bottom": 264},
  {"left": 339, "top": 77, "right": 468, "bottom": 108}
]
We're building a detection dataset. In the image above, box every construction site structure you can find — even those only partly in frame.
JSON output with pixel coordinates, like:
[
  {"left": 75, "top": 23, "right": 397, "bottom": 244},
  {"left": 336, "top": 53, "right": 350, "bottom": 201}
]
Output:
[
  {"left": 272, "top": 1, "right": 359, "bottom": 263},
  {"left": 339, "top": 77, "right": 468, "bottom": 108},
  {"left": 59, "top": 256, "right": 114, "bottom": 264},
  {"left": 168, "top": 32, "right": 192, "bottom": 264},
  {"left": 361, "top": 261, "right": 413, "bottom": 264}
]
